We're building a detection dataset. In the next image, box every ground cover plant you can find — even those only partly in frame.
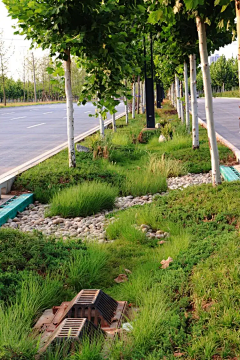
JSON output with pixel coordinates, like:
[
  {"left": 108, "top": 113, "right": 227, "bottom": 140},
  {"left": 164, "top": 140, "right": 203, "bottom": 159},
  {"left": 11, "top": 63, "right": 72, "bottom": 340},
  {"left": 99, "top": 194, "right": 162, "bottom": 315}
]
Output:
[
  {"left": 1, "top": 182, "right": 240, "bottom": 359},
  {"left": 1, "top": 102, "right": 238, "bottom": 359},
  {"left": 13, "top": 101, "right": 232, "bottom": 204}
]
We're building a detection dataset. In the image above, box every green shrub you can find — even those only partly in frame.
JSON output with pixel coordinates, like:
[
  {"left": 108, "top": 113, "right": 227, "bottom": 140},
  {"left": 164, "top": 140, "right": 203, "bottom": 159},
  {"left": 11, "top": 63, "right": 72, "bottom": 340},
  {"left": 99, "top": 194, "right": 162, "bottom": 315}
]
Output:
[{"left": 48, "top": 181, "right": 119, "bottom": 218}]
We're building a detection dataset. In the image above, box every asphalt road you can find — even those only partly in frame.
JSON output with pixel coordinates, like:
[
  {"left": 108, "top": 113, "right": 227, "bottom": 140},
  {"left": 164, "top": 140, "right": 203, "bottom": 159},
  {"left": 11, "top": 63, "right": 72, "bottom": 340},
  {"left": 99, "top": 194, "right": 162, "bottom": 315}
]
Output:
[
  {"left": 0, "top": 102, "right": 125, "bottom": 176},
  {"left": 197, "top": 97, "right": 240, "bottom": 149}
]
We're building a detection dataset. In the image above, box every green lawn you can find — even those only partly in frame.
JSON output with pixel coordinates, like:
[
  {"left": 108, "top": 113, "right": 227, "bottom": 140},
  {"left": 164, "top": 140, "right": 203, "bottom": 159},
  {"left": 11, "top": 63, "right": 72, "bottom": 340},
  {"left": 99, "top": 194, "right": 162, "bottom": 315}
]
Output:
[
  {"left": 1, "top": 182, "right": 240, "bottom": 359},
  {"left": 13, "top": 102, "right": 232, "bottom": 204},
  {"left": 1, "top": 103, "right": 239, "bottom": 359}
]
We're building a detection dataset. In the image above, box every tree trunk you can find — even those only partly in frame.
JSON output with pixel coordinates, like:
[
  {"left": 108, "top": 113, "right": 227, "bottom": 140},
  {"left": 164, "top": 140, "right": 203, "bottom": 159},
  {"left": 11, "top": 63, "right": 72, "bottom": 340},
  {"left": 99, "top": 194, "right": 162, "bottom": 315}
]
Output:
[
  {"left": 196, "top": 17, "right": 221, "bottom": 185},
  {"left": 175, "top": 74, "right": 180, "bottom": 118},
  {"left": 32, "top": 52, "right": 37, "bottom": 103},
  {"left": 125, "top": 80, "right": 129, "bottom": 124},
  {"left": 99, "top": 111, "right": 104, "bottom": 137},
  {"left": 64, "top": 49, "right": 76, "bottom": 168},
  {"left": 112, "top": 112, "right": 116, "bottom": 132},
  {"left": 236, "top": 0, "right": 240, "bottom": 90},
  {"left": 132, "top": 77, "right": 135, "bottom": 119},
  {"left": 137, "top": 75, "right": 140, "bottom": 114},
  {"left": 0, "top": 54, "right": 6, "bottom": 106},
  {"left": 142, "top": 80, "right": 146, "bottom": 113},
  {"left": 184, "top": 61, "right": 190, "bottom": 132},
  {"left": 180, "top": 81, "right": 184, "bottom": 122},
  {"left": 190, "top": 54, "right": 199, "bottom": 149}
]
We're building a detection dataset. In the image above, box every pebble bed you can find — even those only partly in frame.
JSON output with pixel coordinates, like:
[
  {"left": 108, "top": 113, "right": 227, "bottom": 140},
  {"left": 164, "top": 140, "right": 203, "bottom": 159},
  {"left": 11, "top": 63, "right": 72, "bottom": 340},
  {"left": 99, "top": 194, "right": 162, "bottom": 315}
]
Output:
[{"left": 2, "top": 172, "right": 212, "bottom": 241}]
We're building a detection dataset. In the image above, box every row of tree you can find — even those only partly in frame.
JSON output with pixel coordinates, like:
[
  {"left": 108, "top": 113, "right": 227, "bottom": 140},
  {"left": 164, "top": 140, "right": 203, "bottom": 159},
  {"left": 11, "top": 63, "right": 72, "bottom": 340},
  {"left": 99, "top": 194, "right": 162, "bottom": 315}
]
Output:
[
  {"left": 3, "top": 0, "right": 240, "bottom": 187},
  {"left": 196, "top": 55, "right": 238, "bottom": 93},
  {"left": 0, "top": 31, "right": 86, "bottom": 104}
]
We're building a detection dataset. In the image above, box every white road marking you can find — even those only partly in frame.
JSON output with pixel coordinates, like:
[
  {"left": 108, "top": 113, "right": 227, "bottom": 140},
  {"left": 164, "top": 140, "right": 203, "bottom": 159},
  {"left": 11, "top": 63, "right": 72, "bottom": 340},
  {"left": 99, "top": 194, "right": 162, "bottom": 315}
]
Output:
[
  {"left": 1, "top": 112, "right": 15, "bottom": 115},
  {"left": 84, "top": 111, "right": 91, "bottom": 113},
  {"left": 10, "top": 116, "right": 26, "bottom": 120},
  {"left": 43, "top": 112, "right": 53, "bottom": 114},
  {"left": 27, "top": 123, "right": 46, "bottom": 129}
]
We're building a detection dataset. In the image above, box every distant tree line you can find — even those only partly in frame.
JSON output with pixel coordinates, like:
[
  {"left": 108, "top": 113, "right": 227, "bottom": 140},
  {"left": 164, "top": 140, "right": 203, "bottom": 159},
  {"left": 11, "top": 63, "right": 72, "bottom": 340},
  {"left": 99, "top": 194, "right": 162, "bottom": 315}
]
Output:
[
  {"left": 0, "top": 55, "right": 86, "bottom": 103},
  {"left": 196, "top": 55, "right": 238, "bottom": 93}
]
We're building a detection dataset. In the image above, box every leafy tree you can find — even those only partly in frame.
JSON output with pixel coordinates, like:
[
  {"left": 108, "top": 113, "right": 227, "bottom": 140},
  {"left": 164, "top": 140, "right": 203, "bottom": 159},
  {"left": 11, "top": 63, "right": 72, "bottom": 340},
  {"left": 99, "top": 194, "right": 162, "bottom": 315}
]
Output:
[{"left": 4, "top": 0, "right": 103, "bottom": 167}]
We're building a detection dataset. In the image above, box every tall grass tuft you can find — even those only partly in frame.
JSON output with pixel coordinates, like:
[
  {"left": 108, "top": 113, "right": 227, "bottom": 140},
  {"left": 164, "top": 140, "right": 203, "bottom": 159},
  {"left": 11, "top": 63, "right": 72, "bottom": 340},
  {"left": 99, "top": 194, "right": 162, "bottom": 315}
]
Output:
[
  {"left": 48, "top": 181, "right": 119, "bottom": 218},
  {"left": 0, "top": 273, "right": 65, "bottom": 358},
  {"left": 64, "top": 244, "right": 108, "bottom": 292},
  {"left": 148, "top": 153, "right": 188, "bottom": 178},
  {"left": 123, "top": 170, "right": 167, "bottom": 197}
]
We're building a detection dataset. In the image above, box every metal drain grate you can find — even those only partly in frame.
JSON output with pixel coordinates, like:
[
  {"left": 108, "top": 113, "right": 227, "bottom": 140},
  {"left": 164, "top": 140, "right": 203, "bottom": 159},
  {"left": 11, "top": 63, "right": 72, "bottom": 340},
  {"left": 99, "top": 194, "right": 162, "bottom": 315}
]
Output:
[
  {"left": 0, "top": 196, "right": 17, "bottom": 209},
  {"left": 67, "top": 290, "right": 118, "bottom": 327},
  {"left": 55, "top": 318, "right": 100, "bottom": 340},
  {"left": 40, "top": 318, "right": 102, "bottom": 354}
]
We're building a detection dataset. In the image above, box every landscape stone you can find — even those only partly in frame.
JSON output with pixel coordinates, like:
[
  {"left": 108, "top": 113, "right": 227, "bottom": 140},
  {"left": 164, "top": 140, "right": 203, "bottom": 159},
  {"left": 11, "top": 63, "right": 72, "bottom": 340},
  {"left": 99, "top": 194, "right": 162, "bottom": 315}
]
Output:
[
  {"left": 76, "top": 144, "right": 91, "bottom": 153},
  {"left": 159, "top": 134, "right": 167, "bottom": 143}
]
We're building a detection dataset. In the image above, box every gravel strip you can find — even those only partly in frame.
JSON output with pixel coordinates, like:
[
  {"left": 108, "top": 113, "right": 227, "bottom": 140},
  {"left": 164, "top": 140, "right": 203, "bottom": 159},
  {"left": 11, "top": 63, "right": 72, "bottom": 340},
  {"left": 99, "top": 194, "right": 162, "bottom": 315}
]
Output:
[{"left": 2, "top": 172, "right": 212, "bottom": 241}]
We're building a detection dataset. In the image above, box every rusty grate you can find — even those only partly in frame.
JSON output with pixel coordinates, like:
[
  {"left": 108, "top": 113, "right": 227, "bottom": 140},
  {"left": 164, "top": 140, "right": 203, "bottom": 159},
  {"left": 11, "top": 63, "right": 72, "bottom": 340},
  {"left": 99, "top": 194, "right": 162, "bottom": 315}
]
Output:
[
  {"left": 40, "top": 318, "right": 102, "bottom": 354},
  {"left": 35, "top": 289, "right": 128, "bottom": 353},
  {"left": 54, "top": 318, "right": 100, "bottom": 340},
  {"left": 67, "top": 289, "right": 118, "bottom": 327}
]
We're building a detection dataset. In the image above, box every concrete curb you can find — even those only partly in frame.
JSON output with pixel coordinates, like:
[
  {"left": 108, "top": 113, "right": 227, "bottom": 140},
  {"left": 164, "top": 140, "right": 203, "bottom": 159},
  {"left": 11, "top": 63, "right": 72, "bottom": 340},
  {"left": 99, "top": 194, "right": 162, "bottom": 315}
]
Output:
[
  {"left": 200, "top": 97, "right": 240, "bottom": 100},
  {"left": 0, "top": 112, "right": 126, "bottom": 196},
  {"left": 196, "top": 115, "right": 240, "bottom": 162}
]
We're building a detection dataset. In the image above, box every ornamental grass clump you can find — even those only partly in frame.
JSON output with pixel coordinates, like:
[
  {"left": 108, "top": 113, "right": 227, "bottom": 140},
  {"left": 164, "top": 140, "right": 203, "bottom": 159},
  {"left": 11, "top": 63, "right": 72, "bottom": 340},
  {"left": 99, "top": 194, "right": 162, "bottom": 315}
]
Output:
[{"left": 48, "top": 181, "right": 118, "bottom": 218}]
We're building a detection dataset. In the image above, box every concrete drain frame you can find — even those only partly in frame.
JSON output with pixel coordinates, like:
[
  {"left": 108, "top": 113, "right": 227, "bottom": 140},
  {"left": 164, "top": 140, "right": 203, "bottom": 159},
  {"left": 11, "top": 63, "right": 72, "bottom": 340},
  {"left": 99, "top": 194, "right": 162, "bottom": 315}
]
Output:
[
  {"left": 0, "top": 193, "right": 34, "bottom": 227},
  {"left": 35, "top": 289, "right": 128, "bottom": 354},
  {"left": 220, "top": 165, "right": 240, "bottom": 182}
]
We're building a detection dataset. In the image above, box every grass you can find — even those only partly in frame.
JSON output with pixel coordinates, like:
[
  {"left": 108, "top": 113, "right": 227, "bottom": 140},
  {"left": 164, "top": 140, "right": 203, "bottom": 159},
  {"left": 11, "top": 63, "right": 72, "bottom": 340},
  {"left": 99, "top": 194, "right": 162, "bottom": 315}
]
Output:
[
  {"left": 63, "top": 244, "right": 108, "bottom": 292},
  {"left": 1, "top": 102, "right": 239, "bottom": 358},
  {"left": 13, "top": 101, "right": 232, "bottom": 203},
  {"left": 122, "top": 168, "right": 167, "bottom": 196},
  {"left": 212, "top": 90, "right": 240, "bottom": 98},
  {"left": 148, "top": 153, "right": 188, "bottom": 177},
  {"left": 2, "top": 182, "right": 240, "bottom": 358},
  {"left": 47, "top": 181, "right": 118, "bottom": 218},
  {"left": 0, "top": 101, "right": 66, "bottom": 109}
]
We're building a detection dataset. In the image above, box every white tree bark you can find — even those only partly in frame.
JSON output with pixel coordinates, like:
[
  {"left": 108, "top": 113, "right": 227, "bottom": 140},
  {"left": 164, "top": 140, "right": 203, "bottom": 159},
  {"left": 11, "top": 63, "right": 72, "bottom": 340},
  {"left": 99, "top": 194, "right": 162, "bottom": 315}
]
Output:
[
  {"left": 196, "top": 16, "right": 221, "bottom": 185},
  {"left": 180, "top": 81, "right": 184, "bottom": 123},
  {"left": 132, "top": 79, "right": 135, "bottom": 119},
  {"left": 171, "top": 83, "right": 174, "bottom": 106},
  {"left": 175, "top": 74, "right": 181, "bottom": 118},
  {"left": 99, "top": 112, "right": 104, "bottom": 137},
  {"left": 32, "top": 52, "right": 37, "bottom": 103},
  {"left": 112, "top": 112, "right": 116, "bottom": 132},
  {"left": 190, "top": 54, "right": 199, "bottom": 149},
  {"left": 236, "top": 0, "right": 240, "bottom": 90},
  {"left": 184, "top": 61, "right": 190, "bottom": 132},
  {"left": 142, "top": 81, "right": 146, "bottom": 113},
  {"left": 64, "top": 49, "right": 76, "bottom": 168}
]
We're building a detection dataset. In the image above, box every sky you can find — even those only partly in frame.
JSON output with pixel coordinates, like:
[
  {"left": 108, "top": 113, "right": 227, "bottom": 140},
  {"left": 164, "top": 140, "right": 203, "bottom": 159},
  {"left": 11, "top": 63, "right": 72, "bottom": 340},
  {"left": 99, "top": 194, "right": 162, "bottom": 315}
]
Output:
[{"left": 0, "top": 0, "right": 238, "bottom": 80}]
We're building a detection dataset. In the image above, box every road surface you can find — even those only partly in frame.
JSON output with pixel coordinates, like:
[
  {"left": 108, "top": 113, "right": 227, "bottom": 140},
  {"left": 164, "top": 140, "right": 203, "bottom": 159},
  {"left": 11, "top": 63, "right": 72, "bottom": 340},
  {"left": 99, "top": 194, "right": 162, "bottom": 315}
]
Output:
[
  {"left": 0, "top": 102, "right": 125, "bottom": 176},
  {"left": 197, "top": 97, "right": 240, "bottom": 150}
]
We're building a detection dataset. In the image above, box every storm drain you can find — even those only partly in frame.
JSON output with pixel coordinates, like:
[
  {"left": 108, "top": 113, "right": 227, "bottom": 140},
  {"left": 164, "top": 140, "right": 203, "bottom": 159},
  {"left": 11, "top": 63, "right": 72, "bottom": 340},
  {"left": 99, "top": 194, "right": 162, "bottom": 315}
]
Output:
[
  {"left": 220, "top": 165, "right": 240, "bottom": 182},
  {"left": 35, "top": 289, "right": 128, "bottom": 353},
  {"left": 0, "top": 193, "right": 34, "bottom": 226},
  {"left": 67, "top": 289, "right": 119, "bottom": 327},
  {"left": 53, "top": 318, "right": 101, "bottom": 341},
  {"left": 40, "top": 318, "right": 103, "bottom": 354}
]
